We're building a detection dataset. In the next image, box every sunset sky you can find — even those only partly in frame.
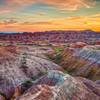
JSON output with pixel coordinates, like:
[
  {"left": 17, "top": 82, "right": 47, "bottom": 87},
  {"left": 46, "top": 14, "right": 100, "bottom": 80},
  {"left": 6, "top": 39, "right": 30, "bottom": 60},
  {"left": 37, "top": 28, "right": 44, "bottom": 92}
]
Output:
[{"left": 0, "top": 0, "right": 100, "bottom": 32}]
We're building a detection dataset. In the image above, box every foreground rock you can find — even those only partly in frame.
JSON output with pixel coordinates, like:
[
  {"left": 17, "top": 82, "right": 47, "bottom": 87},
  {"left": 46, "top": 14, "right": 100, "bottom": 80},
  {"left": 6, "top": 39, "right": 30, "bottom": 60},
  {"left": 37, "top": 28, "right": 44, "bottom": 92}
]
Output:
[
  {"left": 0, "top": 45, "right": 100, "bottom": 100},
  {"left": 0, "top": 94, "right": 6, "bottom": 100},
  {"left": 0, "top": 46, "right": 62, "bottom": 99},
  {"left": 15, "top": 70, "right": 100, "bottom": 100}
]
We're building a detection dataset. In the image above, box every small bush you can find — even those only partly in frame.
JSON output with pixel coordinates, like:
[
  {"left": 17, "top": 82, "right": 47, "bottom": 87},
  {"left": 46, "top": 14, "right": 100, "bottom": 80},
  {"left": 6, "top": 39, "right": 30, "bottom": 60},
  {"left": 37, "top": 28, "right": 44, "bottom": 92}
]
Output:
[
  {"left": 53, "top": 47, "right": 63, "bottom": 54},
  {"left": 21, "top": 80, "right": 33, "bottom": 93},
  {"left": 53, "top": 54, "right": 62, "bottom": 64},
  {"left": 0, "top": 92, "right": 7, "bottom": 99}
]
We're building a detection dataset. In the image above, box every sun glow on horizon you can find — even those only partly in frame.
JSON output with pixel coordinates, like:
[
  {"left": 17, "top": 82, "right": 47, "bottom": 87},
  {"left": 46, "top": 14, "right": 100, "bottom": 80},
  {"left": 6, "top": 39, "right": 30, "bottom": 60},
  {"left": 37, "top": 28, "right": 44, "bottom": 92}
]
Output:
[{"left": 0, "top": 0, "right": 100, "bottom": 32}]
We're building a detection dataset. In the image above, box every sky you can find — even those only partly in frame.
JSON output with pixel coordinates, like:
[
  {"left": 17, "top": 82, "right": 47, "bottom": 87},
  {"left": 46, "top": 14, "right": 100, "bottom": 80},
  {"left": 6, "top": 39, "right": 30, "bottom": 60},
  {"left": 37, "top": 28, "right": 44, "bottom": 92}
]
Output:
[{"left": 0, "top": 0, "right": 100, "bottom": 32}]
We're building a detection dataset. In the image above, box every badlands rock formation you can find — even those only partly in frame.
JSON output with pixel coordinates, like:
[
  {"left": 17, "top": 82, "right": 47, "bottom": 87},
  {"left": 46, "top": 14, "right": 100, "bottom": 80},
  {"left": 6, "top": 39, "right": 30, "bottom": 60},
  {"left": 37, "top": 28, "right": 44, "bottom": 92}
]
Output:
[
  {"left": 52, "top": 45, "right": 100, "bottom": 81},
  {"left": 0, "top": 30, "right": 100, "bottom": 44},
  {"left": 0, "top": 45, "right": 100, "bottom": 100},
  {"left": 0, "top": 46, "right": 62, "bottom": 99},
  {"left": 15, "top": 70, "right": 100, "bottom": 100},
  {"left": 73, "top": 45, "right": 100, "bottom": 79}
]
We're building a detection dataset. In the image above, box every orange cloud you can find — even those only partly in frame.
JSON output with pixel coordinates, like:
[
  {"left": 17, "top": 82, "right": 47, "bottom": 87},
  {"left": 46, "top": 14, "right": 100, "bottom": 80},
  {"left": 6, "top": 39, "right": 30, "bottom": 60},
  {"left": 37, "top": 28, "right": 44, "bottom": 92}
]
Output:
[
  {"left": 0, "top": 13, "right": 100, "bottom": 32},
  {"left": 0, "top": 0, "right": 36, "bottom": 14},
  {"left": 7, "top": 0, "right": 36, "bottom": 6},
  {"left": 40, "top": 0, "right": 96, "bottom": 10},
  {"left": 0, "top": 0, "right": 96, "bottom": 14},
  {"left": 22, "top": 21, "right": 56, "bottom": 25}
]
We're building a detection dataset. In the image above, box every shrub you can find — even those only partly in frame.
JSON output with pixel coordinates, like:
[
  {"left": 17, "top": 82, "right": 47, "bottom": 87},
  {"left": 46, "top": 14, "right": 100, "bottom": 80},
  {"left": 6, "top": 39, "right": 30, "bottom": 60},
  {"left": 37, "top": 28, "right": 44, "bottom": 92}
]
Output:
[{"left": 21, "top": 80, "right": 33, "bottom": 93}]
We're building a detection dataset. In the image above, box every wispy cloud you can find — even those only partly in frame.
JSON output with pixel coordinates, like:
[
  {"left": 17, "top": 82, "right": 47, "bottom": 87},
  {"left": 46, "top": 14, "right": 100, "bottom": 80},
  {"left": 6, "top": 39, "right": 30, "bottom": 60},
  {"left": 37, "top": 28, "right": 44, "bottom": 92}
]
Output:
[
  {"left": 0, "top": 19, "right": 18, "bottom": 25},
  {"left": 22, "top": 21, "right": 57, "bottom": 25},
  {"left": 0, "top": 0, "right": 36, "bottom": 13},
  {"left": 0, "top": 0, "right": 96, "bottom": 13},
  {"left": 40, "top": 0, "right": 96, "bottom": 11},
  {"left": 0, "top": 13, "right": 99, "bottom": 32},
  {"left": 7, "top": 0, "right": 36, "bottom": 6},
  {"left": 0, "top": 7, "right": 12, "bottom": 14}
]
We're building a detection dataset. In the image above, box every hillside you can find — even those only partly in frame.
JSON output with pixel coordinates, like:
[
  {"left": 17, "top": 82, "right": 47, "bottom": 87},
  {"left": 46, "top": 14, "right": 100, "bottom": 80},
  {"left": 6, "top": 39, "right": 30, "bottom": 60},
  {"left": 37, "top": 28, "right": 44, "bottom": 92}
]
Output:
[
  {"left": 0, "top": 46, "right": 62, "bottom": 99},
  {"left": 15, "top": 70, "right": 100, "bottom": 100},
  {"left": 0, "top": 45, "right": 99, "bottom": 100},
  {"left": 0, "top": 30, "right": 100, "bottom": 44},
  {"left": 47, "top": 44, "right": 100, "bottom": 81}
]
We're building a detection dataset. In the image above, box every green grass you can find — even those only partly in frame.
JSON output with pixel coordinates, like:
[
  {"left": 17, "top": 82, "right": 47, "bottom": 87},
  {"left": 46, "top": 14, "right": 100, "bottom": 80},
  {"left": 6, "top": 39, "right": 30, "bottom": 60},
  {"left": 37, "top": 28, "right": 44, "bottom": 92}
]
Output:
[{"left": 53, "top": 47, "right": 63, "bottom": 54}]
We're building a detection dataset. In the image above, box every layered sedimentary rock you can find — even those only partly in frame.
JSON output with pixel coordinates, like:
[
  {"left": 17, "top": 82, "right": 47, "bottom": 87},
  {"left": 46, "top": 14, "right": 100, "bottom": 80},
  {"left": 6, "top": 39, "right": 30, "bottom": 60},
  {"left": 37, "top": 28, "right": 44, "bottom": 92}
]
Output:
[
  {"left": 0, "top": 46, "right": 62, "bottom": 99},
  {"left": 0, "top": 30, "right": 100, "bottom": 44},
  {"left": 15, "top": 70, "right": 100, "bottom": 100},
  {"left": 0, "top": 45, "right": 100, "bottom": 100},
  {"left": 55, "top": 45, "right": 100, "bottom": 81}
]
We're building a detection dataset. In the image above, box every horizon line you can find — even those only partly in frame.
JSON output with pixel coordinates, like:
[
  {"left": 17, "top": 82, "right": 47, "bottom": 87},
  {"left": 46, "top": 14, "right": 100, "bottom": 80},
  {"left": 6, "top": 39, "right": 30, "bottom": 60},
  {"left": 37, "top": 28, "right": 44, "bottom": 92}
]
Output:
[{"left": 0, "top": 29, "right": 100, "bottom": 34}]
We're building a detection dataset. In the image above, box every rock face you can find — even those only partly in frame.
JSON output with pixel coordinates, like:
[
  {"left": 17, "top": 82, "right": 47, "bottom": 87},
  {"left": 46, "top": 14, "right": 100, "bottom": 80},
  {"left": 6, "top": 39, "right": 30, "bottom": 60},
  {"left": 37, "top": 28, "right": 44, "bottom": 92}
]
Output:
[
  {"left": 73, "top": 46, "right": 100, "bottom": 80},
  {"left": 0, "top": 94, "right": 6, "bottom": 100},
  {"left": 0, "top": 46, "right": 62, "bottom": 99},
  {"left": 15, "top": 70, "right": 100, "bottom": 100},
  {"left": 54, "top": 45, "right": 100, "bottom": 81},
  {"left": 0, "top": 45, "right": 100, "bottom": 100}
]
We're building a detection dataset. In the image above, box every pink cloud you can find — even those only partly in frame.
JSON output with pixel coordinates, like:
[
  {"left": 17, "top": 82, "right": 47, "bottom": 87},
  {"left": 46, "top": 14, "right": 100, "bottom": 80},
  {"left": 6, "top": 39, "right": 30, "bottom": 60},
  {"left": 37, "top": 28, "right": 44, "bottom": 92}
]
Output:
[
  {"left": 40, "top": 0, "right": 96, "bottom": 11},
  {"left": 0, "top": 0, "right": 36, "bottom": 13},
  {"left": 0, "top": 8, "right": 11, "bottom": 14},
  {"left": 0, "top": 0, "right": 96, "bottom": 14},
  {"left": 7, "top": 0, "right": 36, "bottom": 6}
]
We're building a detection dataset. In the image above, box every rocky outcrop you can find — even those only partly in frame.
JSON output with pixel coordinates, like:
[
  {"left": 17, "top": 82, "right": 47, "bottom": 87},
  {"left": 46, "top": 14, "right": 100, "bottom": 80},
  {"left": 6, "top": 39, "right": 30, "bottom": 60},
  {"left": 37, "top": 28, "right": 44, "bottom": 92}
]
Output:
[
  {"left": 0, "top": 46, "right": 62, "bottom": 99},
  {"left": 15, "top": 70, "right": 100, "bottom": 100},
  {"left": 0, "top": 94, "right": 6, "bottom": 100},
  {"left": 52, "top": 45, "right": 100, "bottom": 81},
  {"left": 76, "top": 77, "right": 100, "bottom": 97}
]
